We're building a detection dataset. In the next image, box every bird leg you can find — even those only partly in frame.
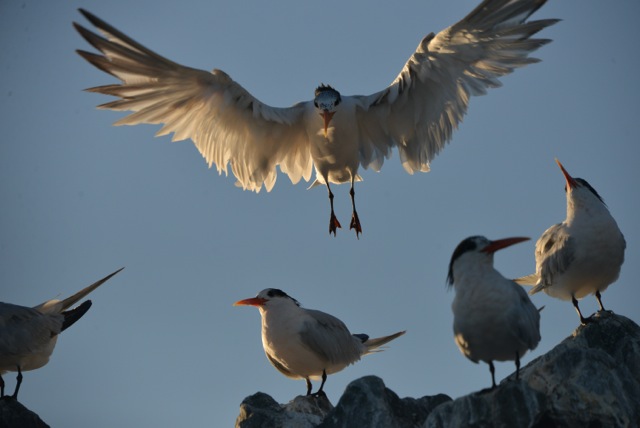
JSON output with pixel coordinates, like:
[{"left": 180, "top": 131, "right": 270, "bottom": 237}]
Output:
[
  {"left": 305, "top": 378, "right": 313, "bottom": 396},
  {"left": 349, "top": 183, "right": 362, "bottom": 239},
  {"left": 572, "top": 294, "right": 591, "bottom": 325},
  {"left": 326, "top": 183, "right": 341, "bottom": 236},
  {"left": 0, "top": 373, "right": 4, "bottom": 397},
  {"left": 12, "top": 366, "right": 22, "bottom": 399},
  {"left": 515, "top": 351, "right": 521, "bottom": 380},
  {"left": 312, "top": 370, "right": 328, "bottom": 397},
  {"left": 595, "top": 290, "right": 606, "bottom": 312},
  {"left": 489, "top": 361, "right": 496, "bottom": 389}
]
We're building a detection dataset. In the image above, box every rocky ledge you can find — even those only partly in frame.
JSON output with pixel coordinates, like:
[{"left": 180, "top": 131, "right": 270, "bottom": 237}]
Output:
[
  {"left": 0, "top": 397, "right": 50, "bottom": 428},
  {"left": 236, "top": 312, "right": 640, "bottom": 428}
]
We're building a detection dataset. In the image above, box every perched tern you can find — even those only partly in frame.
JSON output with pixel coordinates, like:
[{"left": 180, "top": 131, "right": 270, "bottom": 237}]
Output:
[
  {"left": 448, "top": 236, "right": 541, "bottom": 389},
  {"left": 74, "top": 1, "right": 558, "bottom": 237},
  {"left": 516, "top": 159, "right": 626, "bottom": 325},
  {"left": 234, "top": 288, "right": 405, "bottom": 396},
  {"left": 0, "top": 268, "right": 123, "bottom": 398}
]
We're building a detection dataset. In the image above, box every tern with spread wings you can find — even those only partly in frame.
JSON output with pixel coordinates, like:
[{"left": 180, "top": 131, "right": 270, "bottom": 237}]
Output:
[{"left": 75, "top": 1, "right": 558, "bottom": 237}]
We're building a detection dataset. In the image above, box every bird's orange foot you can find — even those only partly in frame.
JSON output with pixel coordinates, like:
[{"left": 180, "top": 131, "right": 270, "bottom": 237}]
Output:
[
  {"left": 350, "top": 211, "right": 362, "bottom": 239},
  {"left": 329, "top": 214, "right": 342, "bottom": 236}
]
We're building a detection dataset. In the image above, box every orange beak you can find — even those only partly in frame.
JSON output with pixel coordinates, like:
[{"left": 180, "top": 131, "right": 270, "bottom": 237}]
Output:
[
  {"left": 321, "top": 110, "right": 335, "bottom": 137},
  {"left": 482, "top": 237, "right": 530, "bottom": 254},
  {"left": 233, "top": 297, "right": 267, "bottom": 307},
  {"left": 555, "top": 158, "right": 578, "bottom": 190}
]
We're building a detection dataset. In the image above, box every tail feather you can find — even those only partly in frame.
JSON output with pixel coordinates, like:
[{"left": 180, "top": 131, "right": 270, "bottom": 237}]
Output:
[
  {"left": 363, "top": 330, "right": 406, "bottom": 354},
  {"left": 34, "top": 267, "right": 124, "bottom": 314},
  {"left": 61, "top": 300, "right": 93, "bottom": 332},
  {"left": 529, "top": 283, "right": 546, "bottom": 295},
  {"left": 514, "top": 273, "right": 539, "bottom": 286}
]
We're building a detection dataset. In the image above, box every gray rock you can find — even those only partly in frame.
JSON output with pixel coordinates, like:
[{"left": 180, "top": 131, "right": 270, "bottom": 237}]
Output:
[
  {"left": 319, "top": 376, "right": 451, "bottom": 428},
  {"left": 235, "top": 377, "right": 450, "bottom": 428},
  {"left": 236, "top": 392, "right": 333, "bottom": 428},
  {"left": 0, "top": 397, "right": 50, "bottom": 428},
  {"left": 425, "top": 312, "right": 640, "bottom": 428},
  {"left": 236, "top": 313, "right": 640, "bottom": 428}
]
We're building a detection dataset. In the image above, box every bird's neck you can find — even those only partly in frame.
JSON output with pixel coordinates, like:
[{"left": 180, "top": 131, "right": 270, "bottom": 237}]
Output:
[{"left": 566, "top": 196, "right": 612, "bottom": 226}]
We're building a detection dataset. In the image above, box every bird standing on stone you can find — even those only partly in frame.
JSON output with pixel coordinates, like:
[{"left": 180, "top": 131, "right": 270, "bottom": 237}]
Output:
[
  {"left": 234, "top": 288, "right": 405, "bottom": 396},
  {"left": 516, "top": 159, "right": 626, "bottom": 325},
  {"left": 74, "top": 1, "right": 558, "bottom": 237},
  {"left": 448, "top": 236, "right": 541, "bottom": 390},
  {"left": 0, "top": 268, "right": 123, "bottom": 399}
]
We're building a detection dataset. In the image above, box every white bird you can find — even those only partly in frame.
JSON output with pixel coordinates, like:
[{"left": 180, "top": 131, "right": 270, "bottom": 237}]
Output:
[
  {"left": 515, "top": 159, "right": 626, "bottom": 325},
  {"left": 0, "top": 268, "right": 123, "bottom": 398},
  {"left": 74, "top": 1, "right": 558, "bottom": 237},
  {"left": 448, "top": 236, "right": 540, "bottom": 389},
  {"left": 234, "top": 288, "right": 405, "bottom": 396}
]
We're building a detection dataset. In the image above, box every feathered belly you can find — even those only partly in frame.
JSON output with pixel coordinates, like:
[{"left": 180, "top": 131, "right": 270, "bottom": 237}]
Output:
[{"left": 309, "top": 131, "right": 360, "bottom": 185}]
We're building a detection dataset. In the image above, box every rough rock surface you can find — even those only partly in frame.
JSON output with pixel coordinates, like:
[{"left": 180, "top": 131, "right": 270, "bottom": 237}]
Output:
[
  {"left": 236, "top": 313, "right": 640, "bottom": 428},
  {"left": 319, "top": 376, "right": 451, "bottom": 428},
  {"left": 426, "top": 312, "right": 640, "bottom": 428},
  {"left": 2, "top": 313, "right": 638, "bottom": 427},
  {"left": 236, "top": 376, "right": 450, "bottom": 428},
  {"left": 0, "top": 397, "right": 50, "bottom": 428}
]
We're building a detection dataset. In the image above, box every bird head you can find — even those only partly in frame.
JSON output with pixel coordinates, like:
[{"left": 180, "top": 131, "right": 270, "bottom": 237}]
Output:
[
  {"left": 234, "top": 288, "right": 301, "bottom": 310},
  {"left": 447, "top": 236, "right": 530, "bottom": 286},
  {"left": 314, "top": 84, "right": 341, "bottom": 137},
  {"left": 555, "top": 159, "right": 605, "bottom": 205}
]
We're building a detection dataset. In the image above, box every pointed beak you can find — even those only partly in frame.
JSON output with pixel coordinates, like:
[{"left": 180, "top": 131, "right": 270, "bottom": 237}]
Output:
[
  {"left": 321, "top": 110, "right": 335, "bottom": 137},
  {"left": 233, "top": 297, "right": 267, "bottom": 307},
  {"left": 555, "top": 158, "right": 578, "bottom": 190},
  {"left": 482, "top": 237, "right": 530, "bottom": 254}
]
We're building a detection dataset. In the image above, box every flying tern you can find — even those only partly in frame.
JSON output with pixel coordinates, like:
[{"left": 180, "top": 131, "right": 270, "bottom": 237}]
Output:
[
  {"left": 74, "top": 1, "right": 558, "bottom": 237},
  {"left": 0, "top": 268, "right": 123, "bottom": 398},
  {"left": 448, "top": 236, "right": 541, "bottom": 389},
  {"left": 234, "top": 288, "right": 405, "bottom": 396},
  {"left": 516, "top": 159, "right": 626, "bottom": 325}
]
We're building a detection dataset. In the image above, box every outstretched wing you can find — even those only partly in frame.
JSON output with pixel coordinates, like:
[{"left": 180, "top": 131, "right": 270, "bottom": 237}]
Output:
[
  {"left": 74, "top": 9, "right": 312, "bottom": 192},
  {"left": 354, "top": 0, "right": 559, "bottom": 173}
]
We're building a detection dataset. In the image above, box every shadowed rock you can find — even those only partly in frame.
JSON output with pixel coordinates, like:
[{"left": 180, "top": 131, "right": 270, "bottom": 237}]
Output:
[
  {"left": 0, "top": 397, "right": 50, "bottom": 428},
  {"left": 237, "top": 313, "right": 640, "bottom": 428}
]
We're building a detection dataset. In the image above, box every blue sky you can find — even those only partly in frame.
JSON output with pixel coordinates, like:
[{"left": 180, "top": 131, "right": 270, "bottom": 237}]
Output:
[{"left": 1, "top": 1, "right": 639, "bottom": 426}]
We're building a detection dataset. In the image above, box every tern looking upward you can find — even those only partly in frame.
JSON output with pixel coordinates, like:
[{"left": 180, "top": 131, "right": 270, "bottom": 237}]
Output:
[{"left": 516, "top": 159, "right": 626, "bottom": 325}]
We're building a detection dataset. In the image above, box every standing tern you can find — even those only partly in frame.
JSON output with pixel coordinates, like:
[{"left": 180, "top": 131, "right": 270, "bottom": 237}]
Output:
[
  {"left": 74, "top": 1, "right": 558, "bottom": 237},
  {"left": 448, "top": 236, "right": 541, "bottom": 390},
  {"left": 0, "top": 268, "right": 123, "bottom": 398},
  {"left": 515, "top": 159, "right": 626, "bottom": 325},
  {"left": 234, "top": 288, "right": 405, "bottom": 396}
]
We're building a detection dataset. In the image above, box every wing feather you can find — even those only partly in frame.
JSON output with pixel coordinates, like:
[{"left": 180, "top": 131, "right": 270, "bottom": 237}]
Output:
[
  {"left": 299, "top": 309, "right": 362, "bottom": 366},
  {"left": 0, "top": 304, "right": 62, "bottom": 358},
  {"left": 354, "top": 0, "right": 558, "bottom": 174},
  {"left": 75, "top": 9, "right": 312, "bottom": 193},
  {"left": 526, "top": 223, "right": 574, "bottom": 294}
]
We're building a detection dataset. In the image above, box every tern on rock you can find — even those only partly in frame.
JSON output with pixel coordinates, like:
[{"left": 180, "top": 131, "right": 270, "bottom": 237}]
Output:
[
  {"left": 0, "top": 268, "right": 123, "bottom": 398},
  {"left": 74, "top": 1, "right": 558, "bottom": 237},
  {"left": 448, "top": 236, "right": 541, "bottom": 390},
  {"left": 234, "top": 288, "right": 405, "bottom": 396},
  {"left": 516, "top": 160, "right": 626, "bottom": 325}
]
